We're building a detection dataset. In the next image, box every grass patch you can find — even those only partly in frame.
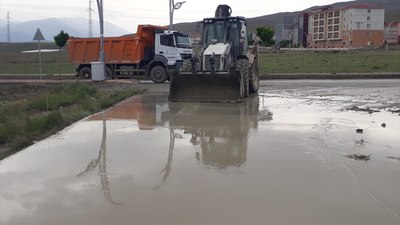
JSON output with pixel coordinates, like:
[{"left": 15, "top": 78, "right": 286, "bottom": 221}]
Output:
[
  {"left": 0, "top": 51, "right": 75, "bottom": 74},
  {"left": 0, "top": 82, "right": 145, "bottom": 160},
  {"left": 259, "top": 49, "right": 400, "bottom": 74},
  {"left": 2, "top": 44, "right": 400, "bottom": 75}
]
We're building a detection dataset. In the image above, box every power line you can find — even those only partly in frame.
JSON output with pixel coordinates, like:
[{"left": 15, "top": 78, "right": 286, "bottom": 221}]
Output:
[
  {"left": 108, "top": 6, "right": 300, "bottom": 13},
  {"left": 87, "top": 0, "right": 95, "bottom": 37}
]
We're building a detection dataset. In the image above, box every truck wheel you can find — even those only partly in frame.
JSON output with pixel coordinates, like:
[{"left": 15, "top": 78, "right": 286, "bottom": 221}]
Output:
[
  {"left": 150, "top": 66, "right": 168, "bottom": 83},
  {"left": 105, "top": 67, "right": 113, "bottom": 79},
  {"left": 78, "top": 67, "right": 91, "bottom": 79},
  {"left": 237, "top": 59, "right": 249, "bottom": 98},
  {"left": 249, "top": 64, "right": 259, "bottom": 93}
]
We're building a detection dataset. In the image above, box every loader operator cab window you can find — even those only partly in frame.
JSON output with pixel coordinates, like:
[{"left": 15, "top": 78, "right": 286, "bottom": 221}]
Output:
[
  {"left": 227, "top": 23, "right": 240, "bottom": 56},
  {"left": 203, "top": 21, "right": 226, "bottom": 44},
  {"left": 160, "top": 34, "right": 175, "bottom": 47}
]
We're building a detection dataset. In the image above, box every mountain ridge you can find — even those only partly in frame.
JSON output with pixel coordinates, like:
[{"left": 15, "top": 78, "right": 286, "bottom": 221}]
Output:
[{"left": 0, "top": 17, "right": 129, "bottom": 42}]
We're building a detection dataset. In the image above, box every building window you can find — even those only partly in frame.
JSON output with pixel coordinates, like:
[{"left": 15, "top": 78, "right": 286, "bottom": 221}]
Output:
[
  {"left": 328, "top": 33, "right": 333, "bottom": 38},
  {"left": 334, "top": 11, "right": 340, "bottom": 17},
  {"left": 328, "top": 26, "right": 333, "bottom": 31},
  {"left": 320, "top": 13, "right": 324, "bottom": 19},
  {"left": 328, "top": 19, "right": 333, "bottom": 25},
  {"left": 334, "top": 33, "right": 339, "bottom": 38},
  {"left": 319, "top": 27, "right": 324, "bottom": 32},
  {"left": 328, "top": 12, "right": 333, "bottom": 18},
  {"left": 314, "top": 14, "right": 319, "bottom": 20},
  {"left": 334, "top": 18, "right": 340, "bottom": 24},
  {"left": 319, "top": 20, "right": 324, "bottom": 26},
  {"left": 314, "top": 21, "right": 318, "bottom": 26},
  {"left": 314, "top": 27, "right": 318, "bottom": 33},
  {"left": 367, "top": 9, "right": 371, "bottom": 13},
  {"left": 319, "top": 34, "right": 324, "bottom": 39},
  {"left": 313, "top": 34, "right": 318, "bottom": 39},
  {"left": 367, "top": 24, "right": 371, "bottom": 29},
  {"left": 334, "top": 25, "right": 340, "bottom": 31},
  {"left": 367, "top": 16, "right": 371, "bottom": 21}
]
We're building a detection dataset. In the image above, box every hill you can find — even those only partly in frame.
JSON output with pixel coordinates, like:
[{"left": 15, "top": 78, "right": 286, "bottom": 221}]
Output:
[
  {"left": 0, "top": 17, "right": 129, "bottom": 42},
  {"left": 174, "top": 0, "right": 400, "bottom": 34}
]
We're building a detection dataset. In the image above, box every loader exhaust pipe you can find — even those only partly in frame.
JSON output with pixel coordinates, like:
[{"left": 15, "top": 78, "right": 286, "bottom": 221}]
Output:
[{"left": 215, "top": 5, "right": 232, "bottom": 18}]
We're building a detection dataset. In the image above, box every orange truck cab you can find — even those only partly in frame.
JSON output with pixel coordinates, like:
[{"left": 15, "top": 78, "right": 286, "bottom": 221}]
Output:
[{"left": 68, "top": 25, "right": 192, "bottom": 83}]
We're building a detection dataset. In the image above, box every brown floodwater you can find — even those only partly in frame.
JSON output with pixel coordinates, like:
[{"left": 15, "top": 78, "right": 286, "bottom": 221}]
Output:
[{"left": 1, "top": 80, "right": 399, "bottom": 225}]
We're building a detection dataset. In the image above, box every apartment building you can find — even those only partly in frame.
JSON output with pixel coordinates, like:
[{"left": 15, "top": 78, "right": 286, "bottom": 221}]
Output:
[{"left": 308, "top": 4, "right": 385, "bottom": 48}]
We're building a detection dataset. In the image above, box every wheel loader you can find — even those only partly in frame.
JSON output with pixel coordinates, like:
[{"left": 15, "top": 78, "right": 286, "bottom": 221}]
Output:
[{"left": 168, "top": 5, "right": 260, "bottom": 103}]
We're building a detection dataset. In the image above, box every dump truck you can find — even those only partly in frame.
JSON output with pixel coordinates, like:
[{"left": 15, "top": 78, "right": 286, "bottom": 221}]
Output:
[
  {"left": 168, "top": 5, "right": 260, "bottom": 102},
  {"left": 68, "top": 25, "right": 193, "bottom": 83}
]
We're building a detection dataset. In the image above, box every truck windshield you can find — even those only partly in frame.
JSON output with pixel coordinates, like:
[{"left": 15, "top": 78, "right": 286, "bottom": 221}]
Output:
[{"left": 174, "top": 33, "right": 191, "bottom": 48}]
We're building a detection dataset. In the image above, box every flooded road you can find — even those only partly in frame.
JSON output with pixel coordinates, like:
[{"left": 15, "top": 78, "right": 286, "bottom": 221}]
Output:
[{"left": 1, "top": 80, "right": 399, "bottom": 225}]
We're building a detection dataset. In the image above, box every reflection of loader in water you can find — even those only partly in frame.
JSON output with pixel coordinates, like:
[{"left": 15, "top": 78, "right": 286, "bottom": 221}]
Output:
[
  {"left": 155, "top": 96, "right": 272, "bottom": 187},
  {"left": 77, "top": 113, "right": 123, "bottom": 205}
]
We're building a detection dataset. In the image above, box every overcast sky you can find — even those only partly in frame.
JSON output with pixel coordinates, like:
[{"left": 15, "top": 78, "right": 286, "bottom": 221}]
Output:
[{"left": 0, "top": 0, "right": 353, "bottom": 33}]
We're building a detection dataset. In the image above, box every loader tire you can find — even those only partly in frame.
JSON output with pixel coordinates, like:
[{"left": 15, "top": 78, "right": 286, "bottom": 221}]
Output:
[
  {"left": 237, "top": 59, "right": 249, "bottom": 98},
  {"left": 180, "top": 59, "right": 192, "bottom": 72},
  {"left": 150, "top": 65, "right": 168, "bottom": 83},
  {"left": 78, "top": 67, "right": 91, "bottom": 79},
  {"left": 249, "top": 64, "right": 259, "bottom": 93}
]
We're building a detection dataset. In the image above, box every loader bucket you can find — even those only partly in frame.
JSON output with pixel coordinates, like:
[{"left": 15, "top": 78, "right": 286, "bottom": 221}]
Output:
[{"left": 168, "top": 71, "right": 243, "bottom": 103}]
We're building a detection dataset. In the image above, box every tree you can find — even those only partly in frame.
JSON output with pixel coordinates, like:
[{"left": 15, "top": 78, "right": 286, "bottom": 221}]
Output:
[
  {"left": 54, "top": 30, "right": 69, "bottom": 50},
  {"left": 256, "top": 26, "right": 274, "bottom": 46}
]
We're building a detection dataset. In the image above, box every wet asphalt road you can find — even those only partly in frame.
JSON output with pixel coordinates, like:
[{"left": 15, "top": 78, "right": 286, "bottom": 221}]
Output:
[{"left": 0, "top": 79, "right": 399, "bottom": 225}]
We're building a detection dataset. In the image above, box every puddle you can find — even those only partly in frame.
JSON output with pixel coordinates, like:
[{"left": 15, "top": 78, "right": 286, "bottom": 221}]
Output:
[{"left": 1, "top": 81, "right": 399, "bottom": 225}]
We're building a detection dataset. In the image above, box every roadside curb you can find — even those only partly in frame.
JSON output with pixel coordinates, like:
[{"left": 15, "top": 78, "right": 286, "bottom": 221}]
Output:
[
  {"left": 1, "top": 72, "right": 399, "bottom": 81},
  {"left": 0, "top": 74, "right": 77, "bottom": 80},
  {"left": 260, "top": 72, "right": 400, "bottom": 80}
]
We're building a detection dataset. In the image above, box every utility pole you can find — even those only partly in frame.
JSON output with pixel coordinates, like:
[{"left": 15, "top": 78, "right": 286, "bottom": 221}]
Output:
[
  {"left": 5, "top": 11, "right": 11, "bottom": 42},
  {"left": 96, "top": 0, "right": 104, "bottom": 63},
  {"left": 87, "top": 0, "right": 94, "bottom": 37}
]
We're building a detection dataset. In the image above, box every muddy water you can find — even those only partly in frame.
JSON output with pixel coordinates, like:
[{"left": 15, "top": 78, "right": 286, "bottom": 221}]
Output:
[{"left": 1, "top": 81, "right": 399, "bottom": 225}]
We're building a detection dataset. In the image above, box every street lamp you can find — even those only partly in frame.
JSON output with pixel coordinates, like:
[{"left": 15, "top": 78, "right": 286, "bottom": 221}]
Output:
[
  {"left": 169, "top": 0, "right": 186, "bottom": 30},
  {"left": 96, "top": 0, "right": 105, "bottom": 69},
  {"left": 288, "top": 32, "right": 293, "bottom": 48},
  {"left": 385, "top": 21, "right": 395, "bottom": 51},
  {"left": 302, "top": 32, "right": 309, "bottom": 48}
]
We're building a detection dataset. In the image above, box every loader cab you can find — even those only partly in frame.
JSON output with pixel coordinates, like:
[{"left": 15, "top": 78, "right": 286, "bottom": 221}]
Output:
[{"left": 202, "top": 17, "right": 248, "bottom": 59}]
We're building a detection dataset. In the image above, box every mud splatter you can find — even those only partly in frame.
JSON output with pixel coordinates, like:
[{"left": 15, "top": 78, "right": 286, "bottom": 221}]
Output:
[{"left": 345, "top": 154, "right": 372, "bottom": 161}]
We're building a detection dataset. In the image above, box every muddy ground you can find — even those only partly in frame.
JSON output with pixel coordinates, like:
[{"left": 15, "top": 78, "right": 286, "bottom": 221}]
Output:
[{"left": 1, "top": 79, "right": 399, "bottom": 225}]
